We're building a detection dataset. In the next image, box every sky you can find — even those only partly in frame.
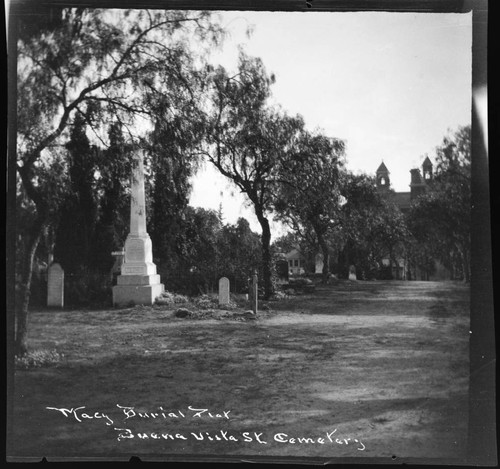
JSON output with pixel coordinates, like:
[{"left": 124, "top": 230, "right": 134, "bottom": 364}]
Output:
[{"left": 188, "top": 10, "right": 472, "bottom": 235}]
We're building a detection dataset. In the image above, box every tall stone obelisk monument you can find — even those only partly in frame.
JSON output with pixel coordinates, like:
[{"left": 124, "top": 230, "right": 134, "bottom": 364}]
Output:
[{"left": 113, "top": 150, "right": 164, "bottom": 306}]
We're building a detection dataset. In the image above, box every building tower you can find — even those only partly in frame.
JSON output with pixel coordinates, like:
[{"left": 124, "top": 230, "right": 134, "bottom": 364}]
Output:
[
  {"left": 410, "top": 168, "right": 426, "bottom": 200},
  {"left": 376, "top": 161, "right": 390, "bottom": 192},
  {"left": 422, "top": 156, "right": 433, "bottom": 182}
]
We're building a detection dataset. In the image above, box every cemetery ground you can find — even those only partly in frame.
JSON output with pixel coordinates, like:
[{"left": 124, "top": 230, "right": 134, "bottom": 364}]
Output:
[{"left": 9, "top": 280, "right": 470, "bottom": 462}]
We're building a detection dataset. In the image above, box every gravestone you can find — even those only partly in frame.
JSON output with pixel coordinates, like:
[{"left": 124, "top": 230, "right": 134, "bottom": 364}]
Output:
[
  {"left": 250, "top": 271, "right": 258, "bottom": 314},
  {"left": 47, "top": 263, "right": 64, "bottom": 307},
  {"left": 247, "top": 277, "right": 253, "bottom": 302},
  {"left": 348, "top": 265, "right": 357, "bottom": 280},
  {"left": 218, "top": 277, "right": 230, "bottom": 305},
  {"left": 112, "top": 150, "right": 164, "bottom": 306}
]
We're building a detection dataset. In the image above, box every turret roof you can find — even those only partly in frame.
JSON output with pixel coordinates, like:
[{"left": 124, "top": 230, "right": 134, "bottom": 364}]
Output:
[
  {"left": 376, "top": 161, "right": 389, "bottom": 173},
  {"left": 422, "top": 156, "right": 433, "bottom": 167}
]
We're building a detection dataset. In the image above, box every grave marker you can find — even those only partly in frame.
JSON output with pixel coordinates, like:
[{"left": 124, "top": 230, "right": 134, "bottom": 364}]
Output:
[
  {"left": 251, "top": 271, "right": 258, "bottom": 314},
  {"left": 112, "top": 150, "right": 164, "bottom": 306},
  {"left": 47, "top": 263, "right": 64, "bottom": 307},
  {"left": 218, "top": 277, "right": 230, "bottom": 305}
]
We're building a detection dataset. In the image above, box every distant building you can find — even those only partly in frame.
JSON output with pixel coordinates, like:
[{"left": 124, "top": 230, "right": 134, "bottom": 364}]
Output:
[
  {"left": 376, "top": 157, "right": 434, "bottom": 214},
  {"left": 280, "top": 158, "right": 450, "bottom": 281},
  {"left": 284, "top": 248, "right": 306, "bottom": 275},
  {"left": 375, "top": 158, "right": 451, "bottom": 281},
  {"left": 280, "top": 248, "right": 325, "bottom": 276}
]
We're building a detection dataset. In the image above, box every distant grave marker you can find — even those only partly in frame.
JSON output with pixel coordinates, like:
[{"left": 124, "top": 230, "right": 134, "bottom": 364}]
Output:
[
  {"left": 349, "top": 265, "right": 357, "bottom": 280},
  {"left": 218, "top": 277, "right": 230, "bottom": 305},
  {"left": 47, "top": 263, "right": 64, "bottom": 307},
  {"left": 248, "top": 271, "right": 258, "bottom": 314}
]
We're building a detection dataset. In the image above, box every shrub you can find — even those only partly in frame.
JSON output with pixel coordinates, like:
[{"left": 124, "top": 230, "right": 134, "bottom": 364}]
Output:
[
  {"left": 193, "top": 294, "right": 218, "bottom": 310},
  {"left": 64, "top": 271, "right": 112, "bottom": 307},
  {"left": 174, "top": 308, "right": 192, "bottom": 318},
  {"left": 190, "top": 309, "right": 216, "bottom": 320},
  {"left": 15, "top": 350, "right": 64, "bottom": 370},
  {"left": 271, "top": 291, "right": 288, "bottom": 300},
  {"left": 378, "top": 265, "right": 394, "bottom": 280},
  {"left": 218, "top": 300, "right": 239, "bottom": 311},
  {"left": 289, "top": 277, "right": 313, "bottom": 287},
  {"left": 156, "top": 291, "right": 190, "bottom": 306}
]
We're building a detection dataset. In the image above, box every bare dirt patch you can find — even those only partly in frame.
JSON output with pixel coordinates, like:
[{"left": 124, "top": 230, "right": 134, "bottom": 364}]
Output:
[{"left": 9, "top": 281, "right": 469, "bottom": 463}]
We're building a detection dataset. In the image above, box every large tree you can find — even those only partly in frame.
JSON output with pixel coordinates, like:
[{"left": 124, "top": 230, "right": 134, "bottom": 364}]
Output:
[
  {"left": 90, "top": 122, "right": 132, "bottom": 272},
  {"left": 145, "top": 84, "right": 208, "bottom": 277},
  {"left": 164, "top": 209, "right": 262, "bottom": 295},
  {"left": 273, "top": 130, "right": 345, "bottom": 284},
  {"left": 53, "top": 113, "right": 99, "bottom": 274},
  {"left": 218, "top": 217, "right": 262, "bottom": 292},
  {"left": 15, "top": 8, "right": 224, "bottom": 355},
  {"left": 204, "top": 52, "right": 303, "bottom": 298},
  {"left": 336, "top": 172, "right": 407, "bottom": 279},
  {"left": 181, "top": 207, "right": 223, "bottom": 294},
  {"left": 408, "top": 125, "right": 471, "bottom": 282},
  {"left": 366, "top": 200, "right": 411, "bottom": 279}
]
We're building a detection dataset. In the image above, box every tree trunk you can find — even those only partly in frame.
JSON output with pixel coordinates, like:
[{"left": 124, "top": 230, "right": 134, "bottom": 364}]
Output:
[
  {"left": 255, "top": 210, "right": 273, "bottom": 300},
  {"left": 455, "top": 241, "right": 470, "bottom": 283},
  {"left": 16, "top": 216, "right": 46, "bottom": 356},
  {"left": 389, "top": 249, "right": 399, "bottom": 280},
  {"left": 16, "top": 160, "right": 50, "bottom": 356},
  {"left": 344, "top": 245, "right": 350, "bottom": 280},
  {"left": 461, "top": 246, "right": 470, "bottom": 283},
  {"left": 317, "top": 232, "right": 329, "bottom": 285},
  {"left": 393, "top": 258, "right": 400, "bottom": 280}
]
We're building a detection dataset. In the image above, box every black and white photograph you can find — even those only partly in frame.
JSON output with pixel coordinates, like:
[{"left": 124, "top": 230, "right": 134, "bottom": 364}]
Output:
[{"left": 6, "top": 0, "right": 494, "bottom": 465}]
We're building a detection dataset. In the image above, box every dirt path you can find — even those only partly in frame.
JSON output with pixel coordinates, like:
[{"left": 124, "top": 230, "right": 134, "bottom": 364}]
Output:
[{"left": 9, "top": 281, "right": 470, "bottom": 463}]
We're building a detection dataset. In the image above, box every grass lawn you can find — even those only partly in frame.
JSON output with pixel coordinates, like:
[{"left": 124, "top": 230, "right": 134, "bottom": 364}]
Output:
[{"left": 8, "top": 280, "right": 470, "bottom": 463}]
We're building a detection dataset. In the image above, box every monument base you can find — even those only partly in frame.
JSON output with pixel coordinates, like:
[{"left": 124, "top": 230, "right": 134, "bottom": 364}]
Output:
[
  {"left": 112, "top": 279, "right": 164, "bottom": 306},
  {"left": 116, "top": 274, "right": 161, "bottom": 286}
]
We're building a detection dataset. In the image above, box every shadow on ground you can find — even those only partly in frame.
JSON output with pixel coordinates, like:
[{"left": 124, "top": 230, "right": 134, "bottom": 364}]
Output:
[{"left": 9, "top": 281, "right": 470, "bottom": 462}]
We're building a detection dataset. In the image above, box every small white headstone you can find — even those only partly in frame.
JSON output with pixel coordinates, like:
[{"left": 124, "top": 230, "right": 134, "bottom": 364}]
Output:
[
  {"left": 348, "top": 265, "right": 357, "bottom": 280},
  {"left": 47, "top": 263, "right": 64, "bottom": 307},
  {"left": 218, "top": 277, "right": 230, "bottom": 305}
]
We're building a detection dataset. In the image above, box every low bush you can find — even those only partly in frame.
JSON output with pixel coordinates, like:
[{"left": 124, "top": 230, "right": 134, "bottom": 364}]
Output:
[
  {"left": 271, "top": 291, "right": 288, "bottom": 300},
  {"left": 289, "top": 277, "right": 313, "bottom": 287},
  {"left": 156, "top": 291, "right": 190, "bottom": 306},
  {"left": 15, "top": 350, "right": 64, "bottom": 370},
  {"left": 174, "top": 308, "right": 192, "bottom": 318},
  {"left": 193, "top": 294, "right": 218, "bottom": 310}
]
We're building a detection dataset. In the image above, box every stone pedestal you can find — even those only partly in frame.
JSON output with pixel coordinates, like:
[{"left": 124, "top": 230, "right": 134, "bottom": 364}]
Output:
[
  {"left": 112, "top": 150, "right": 164, "bottom": 306},
  {"left": 112, "top": 281, "right": 165, "bottom": 306}
]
